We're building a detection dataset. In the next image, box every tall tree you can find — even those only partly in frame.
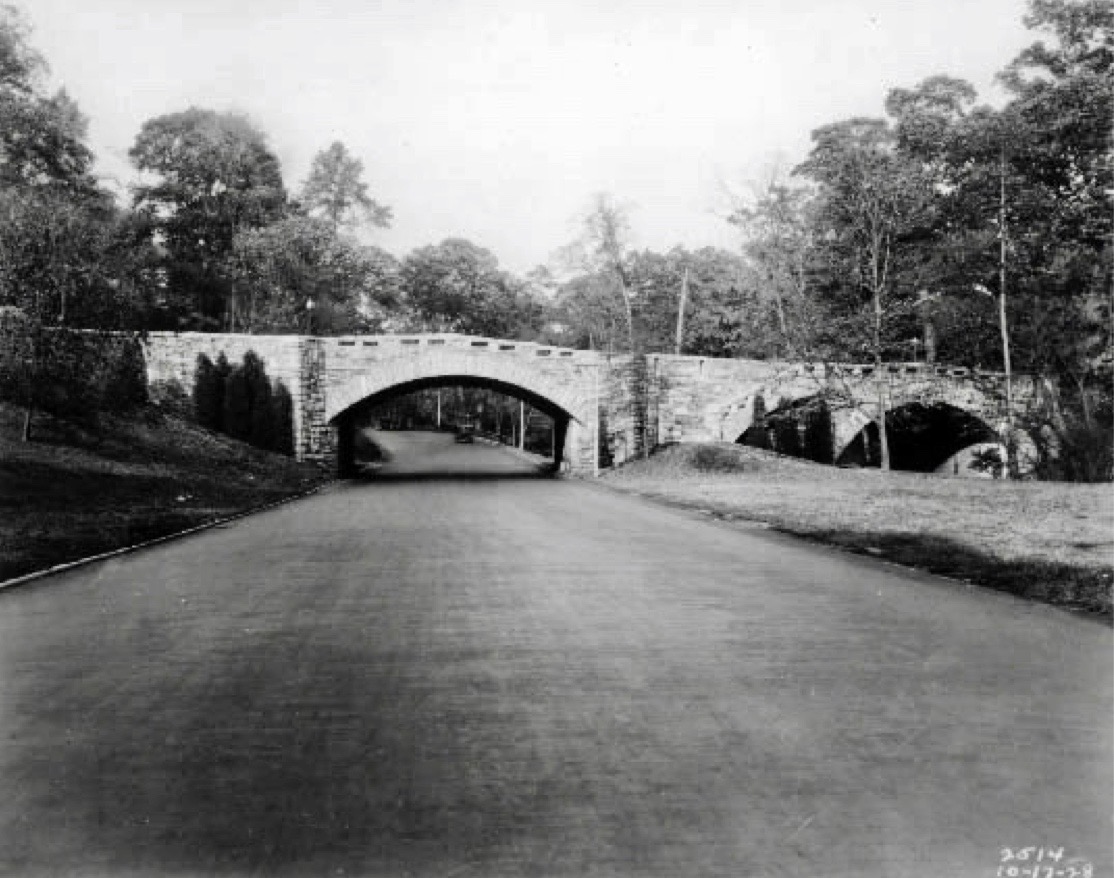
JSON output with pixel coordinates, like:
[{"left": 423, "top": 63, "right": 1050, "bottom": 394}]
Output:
[
  {"left": 400, "top": 238, "right": 533, "bottom": 337},
  {"left": 0, "top": 6, "right": 154, "bottom": 437},
  {"left": 727, "top": 176, "right": 824, "bottom": 357},
  {"left": 227, "top": 216, "right": 400, "bottom": 334},
  {"left": 129, "top": 108, "right": 287, "bottom": 329},
  {"left": 996, "top": 0, "right": 1113, "bottom": 382},
  {"left": 558, "top": 193, "right": 638, "bottom": 351},
  {"left": 300, "top": 141, "right": 391, "bottom": 232},
  {"left": 796, "top": 118, "right": 937, "bottom": 469}
]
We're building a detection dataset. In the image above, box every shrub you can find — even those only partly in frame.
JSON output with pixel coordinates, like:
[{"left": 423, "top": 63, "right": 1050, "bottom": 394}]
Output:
[
  {"left": 1031, "top": 418, "right": 1113, "bottom": 482},
  {"left": 1022, "top": 380, "right": 1113, "bottom": 483},
  {"left": 202, "top": 350, "right": 295, "bottom": 456},
  {"left": 194, "top": 354, "right": 223, "bottom": 430},
  {"left": 223, "top": 364, "right": 252, "bottom": 442},
  {"left": 271, "top": 380, "right": 295, "bottom": 456},
  {"left": 101, "top": 339, "right": 147, "bottom": 412},
  {"left": 248, "top": 367, "right": 274, "bottom": 451}
]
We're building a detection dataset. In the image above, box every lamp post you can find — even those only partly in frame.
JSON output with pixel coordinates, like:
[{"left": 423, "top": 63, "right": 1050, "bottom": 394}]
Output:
[
  {"left": 304, "top": 297, "right": 316, "bottom": 335},
  {"left": 974, "top": 282, "right": 1015, "bottom": 476}
]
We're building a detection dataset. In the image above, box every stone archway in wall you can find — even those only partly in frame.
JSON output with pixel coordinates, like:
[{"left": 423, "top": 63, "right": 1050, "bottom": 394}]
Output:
[
  {"left": 718, "top": 374, "right": 846, "bottom": 447},
  {"left": 720, "top": 371, "right": 1011, "bottom": 471},
  {"left": 324, "top": 351, "right": 595, "bottom": 475},
  {"left": 830, "top": 377, "right": 1011, "bottom": 470}
]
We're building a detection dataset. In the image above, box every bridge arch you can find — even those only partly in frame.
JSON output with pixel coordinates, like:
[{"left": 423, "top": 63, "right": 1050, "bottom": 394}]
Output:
[
  {"left": 324, "top": 350, "right": 595, "bottom": 475},
  {"left": 721, "top": 370, "right": 1012, "bottom": 471},
  {"left": 325, "top": 350, "right": 592, "bottom": 425}
]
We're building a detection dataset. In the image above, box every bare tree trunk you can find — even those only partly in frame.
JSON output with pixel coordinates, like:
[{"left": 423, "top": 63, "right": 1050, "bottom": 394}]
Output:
[
  {"left": 870, "top": 231, "right": 891, "bottom": 472},
  {"left": 674, "top": 267, "right": 689, "bottom": 356},
  {"left": 999, "top": 148, "right": 1017, "bottom": 478},
  {"left": 874, "top": 291, "right": 891, "bottom": 472},
  {"left": 21, "top": 405, "right": 32, "bottom": 442}
]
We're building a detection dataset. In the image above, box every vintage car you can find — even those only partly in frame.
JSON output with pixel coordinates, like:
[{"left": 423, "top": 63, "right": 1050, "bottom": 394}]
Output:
[{"left": 454, "top": 422, "right": 476, "bottom": 443}]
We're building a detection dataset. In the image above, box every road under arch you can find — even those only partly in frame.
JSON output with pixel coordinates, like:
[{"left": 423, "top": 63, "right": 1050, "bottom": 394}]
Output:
[{"left": 330, "top": 375, "right": 575, "bottom": 476}]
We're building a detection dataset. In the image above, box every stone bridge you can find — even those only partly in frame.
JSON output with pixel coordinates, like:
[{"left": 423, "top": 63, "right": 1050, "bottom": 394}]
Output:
[{"left": 143, "top": 331, "right": 1032, "bottom": 475}]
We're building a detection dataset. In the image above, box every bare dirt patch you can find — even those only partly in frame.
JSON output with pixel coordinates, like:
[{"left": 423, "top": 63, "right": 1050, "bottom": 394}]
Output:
[
  {"left": 0, "top": 404, "right": 328, "bottom": 582},
  {"left": 600, "top": 443, "right": 1113, "bottom": 620}
]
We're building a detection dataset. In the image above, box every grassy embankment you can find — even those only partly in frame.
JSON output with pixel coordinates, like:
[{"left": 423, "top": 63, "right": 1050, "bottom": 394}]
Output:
[
  {"left": 600, "top": 443, "right": 1113, "bottom": 621},
  {"left": 0, "top": 403, "right": 327, "bottom": 583}
]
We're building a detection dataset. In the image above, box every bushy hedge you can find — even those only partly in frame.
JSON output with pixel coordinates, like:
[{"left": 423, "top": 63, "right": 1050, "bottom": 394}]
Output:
[
  {"left": 193, "top": 350, "right": 295, "bottom": 456},
  {"left": 0, "top": 311, "right": 147, "bottom": 421}
]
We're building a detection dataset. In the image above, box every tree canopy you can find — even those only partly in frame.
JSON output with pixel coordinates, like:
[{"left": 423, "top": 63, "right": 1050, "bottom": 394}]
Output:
[
  {"left": 129, "top": 108, "right": 287, "bottom": 329},
  {"left": 300, "top": 141, "right": 391, "bottom": 232}
]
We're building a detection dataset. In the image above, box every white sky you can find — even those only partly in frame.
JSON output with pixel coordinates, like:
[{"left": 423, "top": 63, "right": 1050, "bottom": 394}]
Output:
[{"left": 25, "top": 0, "right": 1033, "bottom": 274}]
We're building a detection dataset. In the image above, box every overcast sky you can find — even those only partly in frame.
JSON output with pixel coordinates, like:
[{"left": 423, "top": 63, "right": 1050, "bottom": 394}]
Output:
[{"left": 25, "top": 0, "right": 1034, "bottom": 273}]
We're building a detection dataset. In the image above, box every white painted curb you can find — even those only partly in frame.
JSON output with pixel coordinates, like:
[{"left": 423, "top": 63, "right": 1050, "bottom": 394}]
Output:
[{"left": 0, "top": 484, "right": 325, "bottom": 592}]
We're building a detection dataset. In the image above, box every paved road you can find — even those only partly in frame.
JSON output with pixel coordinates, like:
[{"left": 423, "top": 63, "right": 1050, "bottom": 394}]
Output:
[{"left": 1, "top": 432, "right": 1110, "bottom": 877}]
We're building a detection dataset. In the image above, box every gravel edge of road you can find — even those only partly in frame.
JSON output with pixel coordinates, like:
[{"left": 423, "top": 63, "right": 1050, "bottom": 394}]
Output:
[{"left": 0, "top": 485, "right": 325, "bottom": 593}]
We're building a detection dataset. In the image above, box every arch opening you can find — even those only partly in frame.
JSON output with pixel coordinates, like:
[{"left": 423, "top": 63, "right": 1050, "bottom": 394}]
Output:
[
  {"left": 331, "top": 375, "right": 575, "bottom": 477},
  {"left": 835, "top": 402, "right": 1000, "bottom": 474},
  {"left": 735, "top": 395, "right": 836, "bottom": 464},
  {"left": 736, "top": 396, "right": 1002, "bottom": 475}
]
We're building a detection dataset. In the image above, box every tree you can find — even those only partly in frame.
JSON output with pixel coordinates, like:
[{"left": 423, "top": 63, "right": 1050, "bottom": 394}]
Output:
[
  {"left": 0, "top": 3, "right": 41, "bottom": 93},
  {"left": 399, "top": 238, "right": 533, "bottom": 337},
  {"left": 796, "top": 118, "right": 937, "bottom": 469},
  {"left": 0, "top": 6, "right": 94, "bottom": 192},
  {"left": 193, "top": 353, "right": 227, "bottom": 432},
  {"left": 551, "top": 272, "right": 626, "bottom": 351},
  {"left": 227, "top": 215, "right": 400, "bottom": 334},
  {"left": 0, "top": 7, "right": 155, "bottom": 436},
  {"left": 129, "top": 108, "right": 287, "bottom": 329},
  {"left": 997, "top": 0, "right": 1112, "bottom": 381},
  {"left": 300, "top": 141, "right": 391, "bottom": 232},
  {"left": 558, "top": 193, "right": 639, "bottom": 351},
  {"left": 727, "top": 176, "right": 826, "bottom": 357}
]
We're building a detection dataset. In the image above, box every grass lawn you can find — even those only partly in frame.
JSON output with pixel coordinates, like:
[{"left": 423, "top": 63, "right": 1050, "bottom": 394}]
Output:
[
  {"left": 599, "top": 443, "right": 1113, "bottom": 621},
  {"left": 0, "top": 403, "right": 328, "bottom": 583}
]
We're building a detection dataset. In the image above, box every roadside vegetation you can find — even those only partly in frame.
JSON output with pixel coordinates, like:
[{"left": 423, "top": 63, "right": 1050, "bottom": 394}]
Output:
[
  {"left": 0, "top": 402, "right": 325, "bottom": 583},
  {"left": 601, "top": 443, "right": 1113, "bottom": 621}
]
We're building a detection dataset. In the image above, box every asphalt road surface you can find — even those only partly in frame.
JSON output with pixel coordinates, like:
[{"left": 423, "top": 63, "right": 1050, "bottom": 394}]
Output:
[{"left": 1, "top": 432, "right": 1110, "bottom": 877}]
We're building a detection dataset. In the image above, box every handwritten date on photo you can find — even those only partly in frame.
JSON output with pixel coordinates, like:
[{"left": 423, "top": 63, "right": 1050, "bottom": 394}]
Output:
[{"left": 998, "top": 848, "right": 1094, "bottom": 878}]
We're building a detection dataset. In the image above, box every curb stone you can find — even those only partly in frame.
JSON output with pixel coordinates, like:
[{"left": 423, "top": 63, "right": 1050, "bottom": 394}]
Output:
[{"left": 0, "top": 484, "right": 325, "bottom": 592}]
